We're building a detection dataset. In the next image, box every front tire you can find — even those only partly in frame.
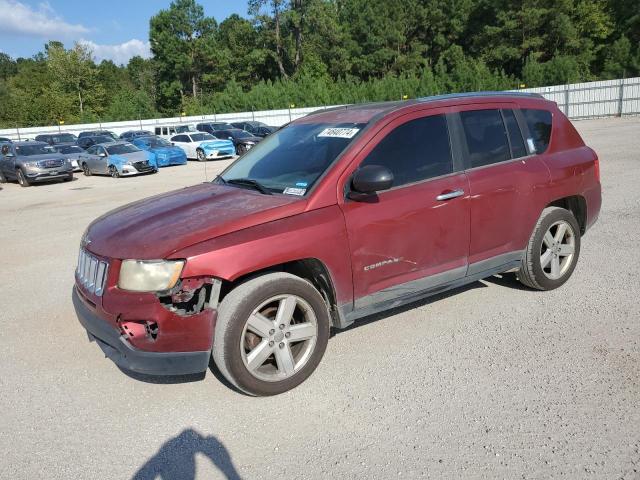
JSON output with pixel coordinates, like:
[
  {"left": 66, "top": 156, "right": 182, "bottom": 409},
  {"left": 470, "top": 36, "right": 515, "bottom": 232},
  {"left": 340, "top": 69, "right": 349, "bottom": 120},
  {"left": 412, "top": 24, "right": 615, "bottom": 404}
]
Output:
[
  {"left": 213, "top": 272, "right": 330, "bottom": 396},
  {"left": 108, "top": 165, "right": 120, "bottom": 178},
  {"left": 196, "top": 149, "right": 206, "bottom": 162},
  {"left": 16, "top": 169, "right": 30, "bottom": 187},
  {"left": 518, "top": 207, "right": 581, "bottom": 290},
  {"left": 82, "top": 163, "right": 91, "bottom": 176},
  {"left": 0, "top": 170, "right": 7, "bottom": 183}
]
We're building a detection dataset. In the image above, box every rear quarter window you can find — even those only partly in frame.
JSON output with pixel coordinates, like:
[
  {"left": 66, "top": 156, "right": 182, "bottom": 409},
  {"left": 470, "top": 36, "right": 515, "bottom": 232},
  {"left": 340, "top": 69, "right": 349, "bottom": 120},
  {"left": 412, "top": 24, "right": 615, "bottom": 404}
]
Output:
[{"left": 522, "top": 109, "right": 552, "bottom": 154}]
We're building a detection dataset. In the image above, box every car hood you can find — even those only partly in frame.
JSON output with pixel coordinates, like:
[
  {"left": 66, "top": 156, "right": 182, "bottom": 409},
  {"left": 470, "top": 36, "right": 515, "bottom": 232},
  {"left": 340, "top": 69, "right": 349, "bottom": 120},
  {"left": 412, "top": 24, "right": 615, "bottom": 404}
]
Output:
[
  {"left": 198, "top": 140, "right": 234, "bottom": 149},
  {"left": 237, "top": 136, "right": 262, "bottom": 144},
  {"left": 150, "top": 146, "right": 184, "bottom": 156},
  {"left": 19, "top": 153, "right": 66, "bottom": 164},
  {"left": 85, "top": 183, "right": 304, "bottom": 259},
  {"left": 111, "top": 151, "right": 150, "bottom": 163}
]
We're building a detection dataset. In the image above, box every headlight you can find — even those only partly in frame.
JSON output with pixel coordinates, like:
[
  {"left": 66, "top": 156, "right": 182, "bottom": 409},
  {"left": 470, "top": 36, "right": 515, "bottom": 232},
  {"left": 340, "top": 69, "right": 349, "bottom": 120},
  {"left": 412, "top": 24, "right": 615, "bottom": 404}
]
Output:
[{"left": 118, "top": 260, "right": 185, "bottom": 292}]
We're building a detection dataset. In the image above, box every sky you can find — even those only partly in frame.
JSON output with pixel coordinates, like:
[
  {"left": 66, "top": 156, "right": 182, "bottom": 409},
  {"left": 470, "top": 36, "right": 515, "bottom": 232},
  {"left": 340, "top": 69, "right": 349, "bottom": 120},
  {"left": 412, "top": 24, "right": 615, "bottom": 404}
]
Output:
[{"left": 0, "top": 0, "right": 249, "bottom": 64}]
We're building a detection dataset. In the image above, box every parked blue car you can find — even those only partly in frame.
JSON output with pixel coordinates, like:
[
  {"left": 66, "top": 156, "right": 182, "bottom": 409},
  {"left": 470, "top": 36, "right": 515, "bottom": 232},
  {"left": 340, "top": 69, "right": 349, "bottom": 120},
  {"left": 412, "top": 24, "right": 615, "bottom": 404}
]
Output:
[
  {"left": 77, "top": 142, "right": 158, "bottom": 178},
  {"left": 132, "top": 136, "right": 187, "bottom": 167}
]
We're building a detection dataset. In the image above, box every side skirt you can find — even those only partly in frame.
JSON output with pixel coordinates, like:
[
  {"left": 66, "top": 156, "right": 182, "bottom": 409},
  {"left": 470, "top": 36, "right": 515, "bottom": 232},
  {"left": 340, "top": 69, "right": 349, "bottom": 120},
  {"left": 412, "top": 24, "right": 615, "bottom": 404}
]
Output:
[{"left": 337, "top": 256, "right": 522, "bottom": 328}]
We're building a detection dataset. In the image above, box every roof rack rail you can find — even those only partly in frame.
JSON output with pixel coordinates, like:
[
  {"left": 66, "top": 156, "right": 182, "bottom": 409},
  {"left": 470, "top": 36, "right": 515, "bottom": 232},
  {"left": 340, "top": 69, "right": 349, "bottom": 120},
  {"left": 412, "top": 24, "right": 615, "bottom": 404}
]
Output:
[{"left": 418, "top": 90, "right": 544, "bottom": 102}]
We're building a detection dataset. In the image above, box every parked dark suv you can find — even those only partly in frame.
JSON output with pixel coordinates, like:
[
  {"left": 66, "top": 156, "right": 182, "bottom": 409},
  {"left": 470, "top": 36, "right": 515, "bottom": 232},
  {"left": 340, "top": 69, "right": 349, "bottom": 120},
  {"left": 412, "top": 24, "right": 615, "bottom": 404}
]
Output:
[
  {"left": 73, "top": 92, "right": 601, "bottom": 396},
  {"left": 34, "top": 133, "right": 77, "bottom": 146}
]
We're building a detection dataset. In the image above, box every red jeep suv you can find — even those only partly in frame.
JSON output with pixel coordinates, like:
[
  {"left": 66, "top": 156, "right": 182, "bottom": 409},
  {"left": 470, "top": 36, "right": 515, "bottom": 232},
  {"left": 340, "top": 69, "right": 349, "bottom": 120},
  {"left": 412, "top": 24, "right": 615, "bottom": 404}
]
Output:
[{"left": 73, "top": 92, "right": 601, "bottom": 396}]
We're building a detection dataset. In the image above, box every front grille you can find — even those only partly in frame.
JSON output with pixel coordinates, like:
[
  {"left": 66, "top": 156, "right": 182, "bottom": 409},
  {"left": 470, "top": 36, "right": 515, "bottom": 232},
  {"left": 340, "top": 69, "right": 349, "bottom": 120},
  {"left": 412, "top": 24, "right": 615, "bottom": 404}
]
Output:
[
  {"left": 132, "top": 161, "right": 154, "bottom": 172},
  {"left": 76, "top": 249, "right": 108, "bottom": 296},
  {"left": 38, "top": 159, "right": 64, "bottom": 169}
]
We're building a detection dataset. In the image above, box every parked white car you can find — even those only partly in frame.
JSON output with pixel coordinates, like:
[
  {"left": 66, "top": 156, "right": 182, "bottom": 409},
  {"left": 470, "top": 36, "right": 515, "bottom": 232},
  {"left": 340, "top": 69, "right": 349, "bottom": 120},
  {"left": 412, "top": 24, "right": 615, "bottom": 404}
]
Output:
[{"left": 170, "top": 132, "right": 236, "bottom": 161}]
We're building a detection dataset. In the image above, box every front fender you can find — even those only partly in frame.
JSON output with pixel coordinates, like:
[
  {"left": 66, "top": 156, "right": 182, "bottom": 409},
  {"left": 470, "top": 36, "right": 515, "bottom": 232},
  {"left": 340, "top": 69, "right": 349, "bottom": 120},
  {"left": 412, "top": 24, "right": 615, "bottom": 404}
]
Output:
[{"left": 170, "top": 206, "right": 354, "bottom": 308}]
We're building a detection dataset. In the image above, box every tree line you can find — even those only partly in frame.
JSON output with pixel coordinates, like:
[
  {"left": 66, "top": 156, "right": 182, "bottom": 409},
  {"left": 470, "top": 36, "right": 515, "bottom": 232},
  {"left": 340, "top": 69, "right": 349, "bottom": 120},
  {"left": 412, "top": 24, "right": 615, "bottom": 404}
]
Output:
[{"left": 0, "top": 0, "right": 638, "bottom": 128}]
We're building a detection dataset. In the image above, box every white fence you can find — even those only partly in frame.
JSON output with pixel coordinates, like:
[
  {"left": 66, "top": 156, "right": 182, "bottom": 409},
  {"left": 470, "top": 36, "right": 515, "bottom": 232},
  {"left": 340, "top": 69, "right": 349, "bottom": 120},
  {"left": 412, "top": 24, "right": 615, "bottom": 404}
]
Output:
[{"left": 1, "top": 76, "right": 638, "bottom": 141}]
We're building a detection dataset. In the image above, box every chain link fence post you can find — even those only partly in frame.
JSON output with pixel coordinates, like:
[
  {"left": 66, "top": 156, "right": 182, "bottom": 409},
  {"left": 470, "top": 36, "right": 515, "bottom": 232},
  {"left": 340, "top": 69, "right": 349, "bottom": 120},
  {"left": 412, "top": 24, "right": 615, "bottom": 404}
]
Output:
[{"left": 564, "top": 84, "right": 570, "bottom": 117}]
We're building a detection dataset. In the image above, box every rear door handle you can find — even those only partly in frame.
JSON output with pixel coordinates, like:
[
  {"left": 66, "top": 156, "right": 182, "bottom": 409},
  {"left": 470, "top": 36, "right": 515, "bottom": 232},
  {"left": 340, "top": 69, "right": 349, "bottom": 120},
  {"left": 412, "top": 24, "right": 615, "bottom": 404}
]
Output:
[{"left": 436, "top": 189, "right": 465, "bottom": 201}]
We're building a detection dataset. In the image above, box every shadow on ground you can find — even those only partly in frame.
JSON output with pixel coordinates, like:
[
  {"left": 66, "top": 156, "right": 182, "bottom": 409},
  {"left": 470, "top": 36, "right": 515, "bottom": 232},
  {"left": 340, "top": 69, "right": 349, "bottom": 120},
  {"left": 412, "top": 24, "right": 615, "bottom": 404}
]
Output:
[{"left": 132, "top": 428, "right": 242, "bottom": 480}]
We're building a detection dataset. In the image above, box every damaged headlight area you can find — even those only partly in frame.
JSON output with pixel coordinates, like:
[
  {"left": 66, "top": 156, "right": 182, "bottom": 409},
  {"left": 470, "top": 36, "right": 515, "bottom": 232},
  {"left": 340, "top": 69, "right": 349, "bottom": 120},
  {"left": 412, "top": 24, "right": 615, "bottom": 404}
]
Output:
[
  {"left": 118, "top": 259, "right": 185, "bottom": 292},
  {"left": 158, "top": 277, "right": 220, "bottom": 316}
]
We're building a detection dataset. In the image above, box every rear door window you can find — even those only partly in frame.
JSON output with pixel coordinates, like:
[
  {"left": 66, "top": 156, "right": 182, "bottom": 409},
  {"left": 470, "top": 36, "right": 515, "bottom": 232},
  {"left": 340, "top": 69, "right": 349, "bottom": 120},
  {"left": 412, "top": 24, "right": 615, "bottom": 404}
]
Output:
[
  {"left": 522, "top": 109, "right": 552, "bottom": 154},
  {"left": 460, "top": 109, "right": 511, "bottom": 168},
  {"left": 360, "top": 114, "right": 453, "bottom": 187},
  {"left": 502, "top": 109, "right": 528, "bottom": 158}
]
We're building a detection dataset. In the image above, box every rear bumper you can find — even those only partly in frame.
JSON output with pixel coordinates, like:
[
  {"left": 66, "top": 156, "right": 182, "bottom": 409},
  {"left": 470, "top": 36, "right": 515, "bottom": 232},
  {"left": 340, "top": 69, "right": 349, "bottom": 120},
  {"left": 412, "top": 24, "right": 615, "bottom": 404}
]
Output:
[{"left": 72, "top": 287, "right": 211, "bottom": 375}]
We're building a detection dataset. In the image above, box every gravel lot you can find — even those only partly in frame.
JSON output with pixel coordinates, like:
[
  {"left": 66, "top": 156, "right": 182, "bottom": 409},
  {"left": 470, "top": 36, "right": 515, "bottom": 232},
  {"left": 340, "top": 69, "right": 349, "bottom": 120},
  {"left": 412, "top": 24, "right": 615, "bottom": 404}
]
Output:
[{"left": 1, "top": 117, "right": 639, "bottom": 479}]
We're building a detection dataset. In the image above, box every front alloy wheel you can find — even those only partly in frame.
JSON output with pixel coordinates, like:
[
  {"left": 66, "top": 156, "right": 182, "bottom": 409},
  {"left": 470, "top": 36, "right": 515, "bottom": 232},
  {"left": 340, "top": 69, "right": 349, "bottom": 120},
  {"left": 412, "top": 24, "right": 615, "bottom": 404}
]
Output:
[
  {"left": 16, "top": 169, "right": 30, "bottom": 187},
  {"left": 197, "top": 149, "right": 206, "bottom": 162},
  {"left": 82, "top": 163, "right": 91, "bottom": 176},
  {"left": 241, "top": 294, "right": 318, "bottom": 382},
  {"left": 213, "top": 272, "right": 330, "bottom": 396},
  {"left": 108, "top": 165, "right": 119, "bottom": 178}
]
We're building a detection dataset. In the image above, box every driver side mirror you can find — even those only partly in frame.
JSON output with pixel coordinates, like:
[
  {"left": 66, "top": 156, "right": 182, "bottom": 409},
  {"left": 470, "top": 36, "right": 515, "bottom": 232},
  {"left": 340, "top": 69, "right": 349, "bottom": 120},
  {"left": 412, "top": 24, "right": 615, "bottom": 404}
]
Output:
[
  {"left": 98, "top": 152, "right": 106, "bottom": 157},
  {"left": 350, "top": 165, "right": 394, "bottom": 198}
]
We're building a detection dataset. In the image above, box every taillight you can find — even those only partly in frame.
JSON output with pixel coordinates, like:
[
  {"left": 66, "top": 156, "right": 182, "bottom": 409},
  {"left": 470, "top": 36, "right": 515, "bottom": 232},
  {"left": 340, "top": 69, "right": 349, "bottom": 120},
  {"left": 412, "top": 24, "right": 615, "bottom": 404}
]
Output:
[{"left": 594, "top": 155, "right": 600, "bottom": 183}]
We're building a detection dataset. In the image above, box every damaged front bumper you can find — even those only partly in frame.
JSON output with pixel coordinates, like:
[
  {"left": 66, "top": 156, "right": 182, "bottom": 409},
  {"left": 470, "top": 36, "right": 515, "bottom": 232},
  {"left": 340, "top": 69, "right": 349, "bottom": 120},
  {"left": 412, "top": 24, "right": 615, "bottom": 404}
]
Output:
[{"left": 72, "top": 286, "right": 214, "bottom": 376}]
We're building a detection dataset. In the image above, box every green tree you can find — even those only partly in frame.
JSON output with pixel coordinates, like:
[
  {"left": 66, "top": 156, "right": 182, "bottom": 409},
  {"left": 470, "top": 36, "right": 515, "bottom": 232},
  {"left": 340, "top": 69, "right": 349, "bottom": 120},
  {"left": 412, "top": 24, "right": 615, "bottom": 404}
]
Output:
[
  {"left": 150, "top": 0, "right": 217, "bottom": 110},
  {"left": 47, "top": 42, "right": 105, "bottom": 118}
]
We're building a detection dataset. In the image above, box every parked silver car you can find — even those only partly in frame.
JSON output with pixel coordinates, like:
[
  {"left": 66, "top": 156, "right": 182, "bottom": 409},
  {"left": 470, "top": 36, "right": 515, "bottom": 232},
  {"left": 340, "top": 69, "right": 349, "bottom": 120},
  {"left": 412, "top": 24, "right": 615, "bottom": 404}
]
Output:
[
  {"left": 53, "top": 144, "right": 84, "bottom": 172},
  {"left": 0, "top": 141, "right": 74, "bottom": 187},
  {"left": 78, "top": 142, "right": 158, "bottom": 178}
]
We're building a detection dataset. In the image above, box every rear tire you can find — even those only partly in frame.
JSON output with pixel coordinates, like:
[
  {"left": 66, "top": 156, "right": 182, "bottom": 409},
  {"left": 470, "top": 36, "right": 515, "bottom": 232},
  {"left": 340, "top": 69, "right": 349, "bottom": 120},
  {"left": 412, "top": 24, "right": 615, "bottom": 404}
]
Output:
[
  {"left": 518, "top": 207, "right": 581, "bottom": 290},
  {"left": 213, "top": 272, "right": 330, "bottom": 396},
  {"left": 236, "top": 144, "right": 246, "bottom": 155},
  {"left": 16, "top": 169, "right": 30, "bottom": 187}
]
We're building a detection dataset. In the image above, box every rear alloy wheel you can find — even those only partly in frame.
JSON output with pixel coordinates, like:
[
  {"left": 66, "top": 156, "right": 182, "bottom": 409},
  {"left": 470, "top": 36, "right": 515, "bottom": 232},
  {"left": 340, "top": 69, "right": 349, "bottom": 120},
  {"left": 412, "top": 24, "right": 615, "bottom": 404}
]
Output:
[
  {"left": 82, "top": 163, "right": 91, "bottom": 176},
  {"left": 16, "top": 169, "right": 30, "bottom": 187},
  {"left": 108, "top": 165, "right": 120, "bottom": 178},
  {"left": 196, "top": 149, "right": 206, "bottom": 162},
  {"left": 518, "top": 207, "right": 581, "bottom": 290},
  {"left": 213, "top": 272, "right": 330, "bottom": 396}
]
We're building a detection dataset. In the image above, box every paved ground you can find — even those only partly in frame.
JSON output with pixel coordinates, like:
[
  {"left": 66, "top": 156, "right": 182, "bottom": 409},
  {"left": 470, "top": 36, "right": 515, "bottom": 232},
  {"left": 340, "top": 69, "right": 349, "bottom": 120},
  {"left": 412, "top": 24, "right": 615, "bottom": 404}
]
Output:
[{"left": 1, "top": 117, "right": 639, "bottom": 479}]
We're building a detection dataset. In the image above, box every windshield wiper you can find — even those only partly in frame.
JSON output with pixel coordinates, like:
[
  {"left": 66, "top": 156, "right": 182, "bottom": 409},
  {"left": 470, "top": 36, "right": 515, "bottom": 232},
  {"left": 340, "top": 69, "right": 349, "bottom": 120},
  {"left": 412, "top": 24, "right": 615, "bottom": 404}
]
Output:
[{"left": 226, "top": 177, "right": 272, "bottom": 195}]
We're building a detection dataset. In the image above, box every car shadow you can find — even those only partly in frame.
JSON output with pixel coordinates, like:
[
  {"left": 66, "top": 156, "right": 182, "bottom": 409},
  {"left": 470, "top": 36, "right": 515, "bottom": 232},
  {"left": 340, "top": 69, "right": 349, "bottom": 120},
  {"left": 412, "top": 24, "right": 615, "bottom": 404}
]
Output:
[
  {"left": 120, "top": 368, "right": 206, "bottom": 385},
  {"left": 331, "top": 281, "right": 487, "bottom": 337},
  {"left": 132, "top": 428, "right": 242, "bottom": 480},
  {"left": 482, "top": 271, "right": 533, "bottom": 291}
]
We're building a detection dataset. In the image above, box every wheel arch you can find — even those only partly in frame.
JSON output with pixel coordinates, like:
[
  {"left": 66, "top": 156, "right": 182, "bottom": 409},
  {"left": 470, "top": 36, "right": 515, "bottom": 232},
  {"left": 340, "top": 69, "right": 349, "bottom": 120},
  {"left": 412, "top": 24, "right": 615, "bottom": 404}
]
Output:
[
  {"left": 219, "top": 258, "right": 344, "bottom": 328},
  {"left": 546, "top": 195, "right": 587, "bottom": 235}
]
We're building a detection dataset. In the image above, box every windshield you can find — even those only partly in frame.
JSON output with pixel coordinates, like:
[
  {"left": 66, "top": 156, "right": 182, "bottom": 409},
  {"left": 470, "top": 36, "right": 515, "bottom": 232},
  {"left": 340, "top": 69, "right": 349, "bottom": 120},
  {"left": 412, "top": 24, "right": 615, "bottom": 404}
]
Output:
[
  {"left": 175, "top": 125, "right": 196, "bottom": 133},
  {"left": 220, "top": 123, "right": 364, "bottom": 194},
  {"left": 51, "top": 134, "right": 76, "bottom": 143},
  {"left": 213, "top": 123, "right": 234, "bottom": 130},
  {"left": 16, "top": 144, "right": 56, "bottom": 156},
  {"left": 93, "top": 136, "right": 115, "bottom": 144},
  {"left": 143, "top": 137, "right": 172, "bottom": 147},
  {"left": 60, "top": 146, "right": 83, "bottom": 154},
  {"left": 191, "top": 133, "right": 215, "bottom": 142},
  {"left": 107, "top": 144, "right": 140, "bottom": 155},
  {"left": 231, "top": 130, "right": 252, "bottom": 139}
]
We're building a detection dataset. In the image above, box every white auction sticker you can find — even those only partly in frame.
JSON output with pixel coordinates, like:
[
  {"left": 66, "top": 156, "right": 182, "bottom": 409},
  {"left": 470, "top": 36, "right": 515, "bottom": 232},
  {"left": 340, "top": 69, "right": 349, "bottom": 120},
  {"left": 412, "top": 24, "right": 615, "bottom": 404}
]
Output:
[
  {"left": 318, "top": 127, "right": 360, "bottom": 139},
  {"left": 283, "top": 187, "right": 307, "bottom": 196}
]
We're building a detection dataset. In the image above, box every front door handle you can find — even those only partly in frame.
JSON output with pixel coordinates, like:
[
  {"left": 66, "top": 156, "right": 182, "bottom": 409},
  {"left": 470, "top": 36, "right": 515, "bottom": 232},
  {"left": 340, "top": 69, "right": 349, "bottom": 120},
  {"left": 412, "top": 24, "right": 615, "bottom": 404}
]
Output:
[{"left": 436, "top": 189, "right": 465, "bottom": 201}]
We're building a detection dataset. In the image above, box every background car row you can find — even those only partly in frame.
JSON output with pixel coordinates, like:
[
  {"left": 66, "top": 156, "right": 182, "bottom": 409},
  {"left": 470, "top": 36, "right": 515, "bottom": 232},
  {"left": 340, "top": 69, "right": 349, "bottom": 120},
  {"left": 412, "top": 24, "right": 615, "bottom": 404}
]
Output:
[{"left": 0, "top": 121, "right": 272, "bottom": 187}]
